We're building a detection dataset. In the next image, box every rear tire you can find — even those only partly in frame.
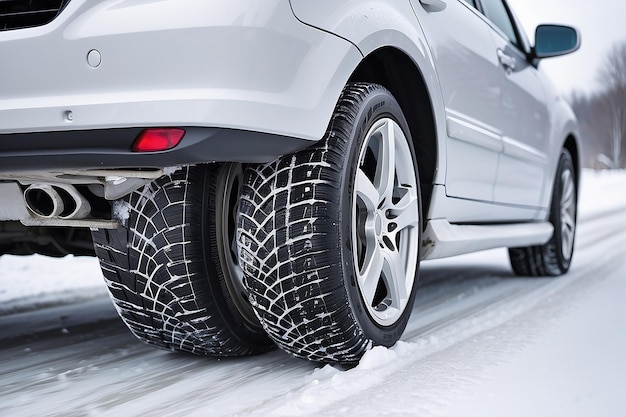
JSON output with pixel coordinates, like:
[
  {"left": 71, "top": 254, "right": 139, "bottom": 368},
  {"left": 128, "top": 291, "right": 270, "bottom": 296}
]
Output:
[
  {"left": 92, "top": 164, "right": 273, "bottom": 356},
  {"left": 509, "top": 148, "right": 577, "bottom": 276},
  {"left": 237, "top": 83, "right": 421, "bottom": 364}
]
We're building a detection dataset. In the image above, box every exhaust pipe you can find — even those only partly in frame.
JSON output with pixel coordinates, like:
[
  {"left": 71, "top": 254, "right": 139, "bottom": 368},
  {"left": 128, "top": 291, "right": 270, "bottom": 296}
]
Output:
[{"left": 24, "top": 184, "right": 91, "bottom": 220}]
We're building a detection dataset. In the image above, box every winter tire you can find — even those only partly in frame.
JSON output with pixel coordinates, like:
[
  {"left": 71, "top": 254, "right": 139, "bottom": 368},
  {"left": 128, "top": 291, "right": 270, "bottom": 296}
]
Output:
[
  {"left": 509, "top": 148, "right": 577, "bottom": 276},
  {"left": 92, "top": 164, "right": 273, "bottom": 356},
  {"left": 237, "top": 83, "right": 422, "bottom": 364}
]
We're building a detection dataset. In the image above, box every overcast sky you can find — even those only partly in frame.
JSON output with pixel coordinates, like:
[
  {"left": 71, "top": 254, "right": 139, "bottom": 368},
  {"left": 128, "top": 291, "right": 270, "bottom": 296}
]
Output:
[{"left": 508, "top": 0, "right": 626, "bottom": 95}]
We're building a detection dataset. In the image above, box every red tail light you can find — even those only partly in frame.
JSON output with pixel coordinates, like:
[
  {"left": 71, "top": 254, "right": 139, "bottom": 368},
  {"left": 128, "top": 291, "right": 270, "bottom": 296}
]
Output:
[{"left": 132, "top": 128, "right": 185, "bottom": 152}]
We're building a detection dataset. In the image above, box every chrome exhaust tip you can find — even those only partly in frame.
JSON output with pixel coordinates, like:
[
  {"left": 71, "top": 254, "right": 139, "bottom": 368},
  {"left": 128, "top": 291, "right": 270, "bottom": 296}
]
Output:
[{"left": 24, "top": 184, "right": 91, "bottom": 220}]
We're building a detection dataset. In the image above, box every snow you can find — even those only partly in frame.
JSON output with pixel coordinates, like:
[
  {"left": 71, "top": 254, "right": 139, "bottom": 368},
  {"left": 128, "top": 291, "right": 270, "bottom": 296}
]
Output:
[
  {"left": 112, "top": 199, "right": 131, "bottom": 223},
  {"left": 444, "top": 266, "right": 626, "bottom": 417},
  {"left": 578, "top": 169, "right": 626, "bottom": 219},
  {"left": 1, "top": 169, "right": 626, "bottom": 417},
  {"left": 0, "top": 255, "right": 106, "bottom": 315}
]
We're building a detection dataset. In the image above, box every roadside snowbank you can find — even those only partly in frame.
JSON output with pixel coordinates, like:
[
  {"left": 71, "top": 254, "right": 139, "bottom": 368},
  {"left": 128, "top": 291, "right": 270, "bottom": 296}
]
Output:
[
  {"left": 578, "top": 168, "right": 626, "bottom": 218},
  {"left": 0, "top": 254, "right": 105, "bottom": 314}
]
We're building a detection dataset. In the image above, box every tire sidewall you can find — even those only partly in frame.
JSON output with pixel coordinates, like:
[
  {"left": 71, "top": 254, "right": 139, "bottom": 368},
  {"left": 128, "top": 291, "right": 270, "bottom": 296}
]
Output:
[{"left": 339, "top": 87, "right": 421, "bottom": 346}]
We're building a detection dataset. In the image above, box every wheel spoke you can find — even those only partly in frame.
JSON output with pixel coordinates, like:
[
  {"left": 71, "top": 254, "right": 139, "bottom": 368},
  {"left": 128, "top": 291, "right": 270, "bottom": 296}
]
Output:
[
  {"left": 374, "top": 121, "right": 397, "bottom": 203},
  {"left": 388, "top": 186, "right": 419, "bottom": 233},
  {"left": 561, "top": 204, "right": 575, "bottom": 250},
  {"left": 562, "top": 225, "right": 574, "bottom": 257},
  {"left": 561, "top": 209, "right": 574, "bottom": 231},
  {"left": 562, "top": 222, "right": 573, "bottom": 239},
  {"left": 356, "top": 169, "right": 380, "bottom": 211},
  {"left": 382, "top": 246, "right": 408, "bottom": 308},
  {"left": 359, "top": 245, "right": 384, "bottom": 304},
  {"left": 562, "top": 185, "right": 574, "bottom": 208},
  {"left": 561, "top": 172, "right": 575, "bottom": 210}
]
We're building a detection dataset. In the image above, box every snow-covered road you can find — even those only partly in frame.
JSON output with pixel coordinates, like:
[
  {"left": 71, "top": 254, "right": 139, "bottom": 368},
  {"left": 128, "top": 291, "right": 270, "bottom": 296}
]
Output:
[{"left": 1, "top": 170, "right": 626, "bottom": 417}]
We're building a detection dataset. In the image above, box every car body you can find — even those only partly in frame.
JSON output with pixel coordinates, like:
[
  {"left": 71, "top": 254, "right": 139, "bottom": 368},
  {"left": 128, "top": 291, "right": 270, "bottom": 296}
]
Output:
[{"left": 0, "top": 0, "right": 580, "bottom": 363}]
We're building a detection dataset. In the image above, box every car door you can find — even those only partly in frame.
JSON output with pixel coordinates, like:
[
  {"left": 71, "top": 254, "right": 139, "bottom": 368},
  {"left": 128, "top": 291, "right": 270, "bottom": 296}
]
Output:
[
  {"left": 410, "top": 0, "right": 503, "bottom": 203},
  {"left": 479, "top": 0, "right": 551, "bottom": 207}
]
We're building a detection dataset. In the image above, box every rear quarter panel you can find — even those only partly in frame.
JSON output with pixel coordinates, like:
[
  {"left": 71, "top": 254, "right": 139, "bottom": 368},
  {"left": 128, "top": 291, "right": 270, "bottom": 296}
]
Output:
[{"left": 289, "top": 0, "right": 448, "bottom": 185}]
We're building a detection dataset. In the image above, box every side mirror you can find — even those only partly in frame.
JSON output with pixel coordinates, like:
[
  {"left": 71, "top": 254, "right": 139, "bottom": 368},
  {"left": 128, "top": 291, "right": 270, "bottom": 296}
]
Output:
[{"left": 534, "top": 24, "right": 580, "bottom": 59}]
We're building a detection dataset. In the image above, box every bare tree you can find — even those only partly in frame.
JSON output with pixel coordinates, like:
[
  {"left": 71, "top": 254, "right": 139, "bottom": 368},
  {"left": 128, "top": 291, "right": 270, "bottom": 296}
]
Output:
[{"left": 596, "top": 41, "right": 626, "bottom": 168}]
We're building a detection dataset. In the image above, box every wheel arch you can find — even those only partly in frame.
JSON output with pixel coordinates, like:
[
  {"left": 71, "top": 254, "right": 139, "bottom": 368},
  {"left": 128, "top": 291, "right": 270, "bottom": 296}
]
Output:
[{"left": 348, "top": 47, "right": 438, "bottom": 221}]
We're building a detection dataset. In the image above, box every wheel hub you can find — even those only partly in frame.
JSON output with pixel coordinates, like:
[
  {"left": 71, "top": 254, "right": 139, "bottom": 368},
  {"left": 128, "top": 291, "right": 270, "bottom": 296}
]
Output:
[{"left": 375, "top": 211, "right": 384, "bottom": 238}]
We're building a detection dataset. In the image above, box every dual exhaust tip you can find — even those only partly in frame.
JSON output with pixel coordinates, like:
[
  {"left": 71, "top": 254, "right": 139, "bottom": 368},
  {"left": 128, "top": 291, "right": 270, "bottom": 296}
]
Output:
[{"left": 24, "top": 184, "right": 91, "bottom": 221}]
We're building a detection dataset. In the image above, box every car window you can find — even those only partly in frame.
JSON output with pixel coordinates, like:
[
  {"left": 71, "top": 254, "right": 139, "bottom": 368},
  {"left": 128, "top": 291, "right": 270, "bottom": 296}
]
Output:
[
  {"left": 480, "top": 0, "right": 519, "bottom": 46},
  {"left": 459, "top": 0, "right": 478, "bottom": 8}
]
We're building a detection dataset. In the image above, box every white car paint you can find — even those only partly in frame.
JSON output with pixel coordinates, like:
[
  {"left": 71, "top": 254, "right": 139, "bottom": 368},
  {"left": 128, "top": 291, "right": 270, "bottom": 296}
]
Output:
[
  {"left": 0, "top": 0, "right": 579, "bottom": 257},
  {"left": 0, "top": 0, "right": 359, "bottom": 141}
]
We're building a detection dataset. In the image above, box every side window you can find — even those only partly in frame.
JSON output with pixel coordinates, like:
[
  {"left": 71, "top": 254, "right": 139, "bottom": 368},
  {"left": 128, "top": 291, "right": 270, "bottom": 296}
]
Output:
[
  {"left": 480, "top": 0, "right": 519, "bottom": 46},
  {"left": 459, "top": 0, "right": 477, "bottom": 8}
]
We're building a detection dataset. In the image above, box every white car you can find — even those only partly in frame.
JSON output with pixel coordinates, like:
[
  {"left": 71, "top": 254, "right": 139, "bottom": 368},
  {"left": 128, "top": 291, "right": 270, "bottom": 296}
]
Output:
[{"left": 0, "top": 0, "right": 580, "bottom": 364}]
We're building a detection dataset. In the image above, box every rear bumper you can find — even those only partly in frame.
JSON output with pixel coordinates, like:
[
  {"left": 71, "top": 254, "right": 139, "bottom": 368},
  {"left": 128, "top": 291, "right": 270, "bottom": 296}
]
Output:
[
  {"left": 0, "top": 127, "right": 311, "bottom": 173},
  {"left": 0, "top": 0, "right": 360, "bottom": 167}
]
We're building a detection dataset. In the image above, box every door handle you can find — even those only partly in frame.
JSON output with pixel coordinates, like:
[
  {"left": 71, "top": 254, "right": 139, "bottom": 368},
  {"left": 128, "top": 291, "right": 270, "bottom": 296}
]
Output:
[
  {"left": 497, "top": 49, "right": 516, "bottom": 72},
  {"left": 419, "top": 0, "right": 447, "bottom": 12}
]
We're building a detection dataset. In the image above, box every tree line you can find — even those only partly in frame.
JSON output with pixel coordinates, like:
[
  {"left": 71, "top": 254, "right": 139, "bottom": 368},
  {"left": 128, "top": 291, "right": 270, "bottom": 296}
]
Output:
[{"left": 568, "top": 42, "right": 626, "bottom": 169}]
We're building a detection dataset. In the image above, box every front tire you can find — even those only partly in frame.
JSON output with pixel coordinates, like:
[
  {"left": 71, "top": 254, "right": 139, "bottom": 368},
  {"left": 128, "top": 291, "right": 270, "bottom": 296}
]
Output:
[
  {"left": 92, "top": 164, "right": 273, "bottom": 356},
  {"left": 509, "top": 148, "right": 577, "bottom": 276},
  {"left": 237, "top": 83, "right": 422, "bottom": 364}
]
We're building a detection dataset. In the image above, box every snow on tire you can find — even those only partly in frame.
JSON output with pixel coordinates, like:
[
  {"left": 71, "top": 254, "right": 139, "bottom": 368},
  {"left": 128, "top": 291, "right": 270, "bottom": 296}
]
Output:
[
  {"left": 92, "top": 164, "right": 273, "bottom": 356},
  {"left": 237, "top": 83, "right": 422, "bottom": 364},
  {"left": 509, "top": 148, "right": 578, "bottom": 276}
]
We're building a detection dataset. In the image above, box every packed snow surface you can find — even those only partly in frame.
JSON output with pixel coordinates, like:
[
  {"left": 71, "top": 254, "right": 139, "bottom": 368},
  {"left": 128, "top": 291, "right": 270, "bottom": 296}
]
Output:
[{"left": 1, "top": 169, "right": 626, "bottom": 417}]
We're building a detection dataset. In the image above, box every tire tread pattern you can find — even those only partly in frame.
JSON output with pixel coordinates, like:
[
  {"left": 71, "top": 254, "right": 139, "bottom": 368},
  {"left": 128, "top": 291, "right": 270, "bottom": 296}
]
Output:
[
  {"left": 92, "top": 166, "right": 271, "bottom": 356},
  {"left": 237, "top": 84, "right": 388, "bottom": 363}
]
